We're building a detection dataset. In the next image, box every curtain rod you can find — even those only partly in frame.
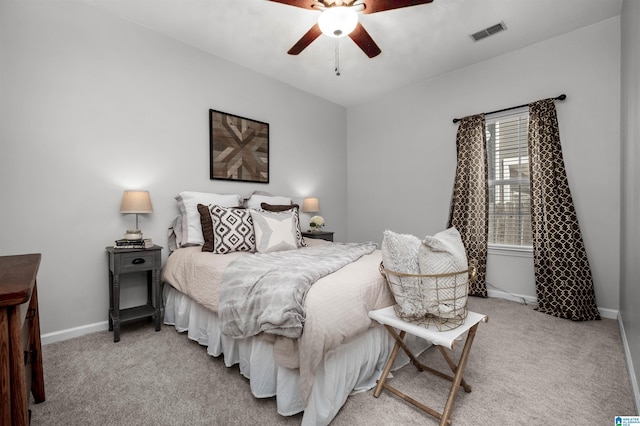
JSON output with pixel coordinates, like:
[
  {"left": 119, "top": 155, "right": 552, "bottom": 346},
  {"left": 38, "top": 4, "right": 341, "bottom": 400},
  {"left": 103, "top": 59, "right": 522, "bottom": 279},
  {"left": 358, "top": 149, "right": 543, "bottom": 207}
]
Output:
[{"left": 452, "top": 94, "right": 567, "bottom": 124}]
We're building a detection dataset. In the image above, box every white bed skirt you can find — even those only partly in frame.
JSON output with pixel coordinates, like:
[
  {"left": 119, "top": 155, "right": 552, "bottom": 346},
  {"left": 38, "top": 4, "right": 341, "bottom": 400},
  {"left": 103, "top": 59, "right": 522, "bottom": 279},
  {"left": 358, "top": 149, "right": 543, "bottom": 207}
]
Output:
[{"left": 163, "top": 285, "right": 426, "bottom": 425}]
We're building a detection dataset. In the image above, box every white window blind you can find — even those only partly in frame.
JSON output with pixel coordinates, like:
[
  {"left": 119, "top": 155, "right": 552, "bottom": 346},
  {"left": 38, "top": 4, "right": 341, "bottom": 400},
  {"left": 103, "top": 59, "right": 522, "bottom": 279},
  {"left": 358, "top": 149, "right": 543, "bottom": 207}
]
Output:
[{"left": 486, "top": 107, "right": 532, "bottom": 247}]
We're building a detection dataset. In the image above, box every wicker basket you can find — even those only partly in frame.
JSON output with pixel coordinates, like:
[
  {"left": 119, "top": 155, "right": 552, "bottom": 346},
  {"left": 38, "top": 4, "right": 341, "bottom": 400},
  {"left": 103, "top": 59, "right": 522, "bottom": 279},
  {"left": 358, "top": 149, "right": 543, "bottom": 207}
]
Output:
[{"left": 380, "top": 260, "right": 477, "bottom": 331}]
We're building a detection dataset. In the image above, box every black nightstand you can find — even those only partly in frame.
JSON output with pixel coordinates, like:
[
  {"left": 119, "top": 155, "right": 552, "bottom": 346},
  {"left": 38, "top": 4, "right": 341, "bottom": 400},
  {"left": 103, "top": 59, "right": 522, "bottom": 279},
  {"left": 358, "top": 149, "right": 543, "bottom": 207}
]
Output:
[
  {"left": 302, "top": 231, "right": 334, "bottom": 242},
  {"left": 106, "top": 245, "right": 162, "bottom": 342}
]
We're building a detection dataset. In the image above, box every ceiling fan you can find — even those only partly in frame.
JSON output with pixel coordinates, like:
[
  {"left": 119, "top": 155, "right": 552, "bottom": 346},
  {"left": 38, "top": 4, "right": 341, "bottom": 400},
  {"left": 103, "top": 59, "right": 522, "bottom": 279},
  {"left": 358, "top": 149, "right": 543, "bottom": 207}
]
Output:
[{"left": 268, "top": 0, "right": 435, "bottom": 59}]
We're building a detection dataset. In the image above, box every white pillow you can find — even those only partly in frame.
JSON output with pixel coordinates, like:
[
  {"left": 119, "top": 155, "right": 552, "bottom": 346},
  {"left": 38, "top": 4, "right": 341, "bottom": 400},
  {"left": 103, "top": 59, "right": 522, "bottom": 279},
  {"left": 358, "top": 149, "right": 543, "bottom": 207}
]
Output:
[
  {"left": 176, "top": 191, "right": 241, "bottom": 246},
  {"left": 250, "top": 210, "right": 298, "bottom": 253},
  {"left": 245, "top": 194, "right": 291, "bottom": 210},
  {"left": 259, "top": 203, "right": 306, "bottom": 248},
  {"left": 381, "top": 230, "right": 423, "bottom": 319},
  {"left": 419, "top": 227, "right": 468, "bottom": 319}
]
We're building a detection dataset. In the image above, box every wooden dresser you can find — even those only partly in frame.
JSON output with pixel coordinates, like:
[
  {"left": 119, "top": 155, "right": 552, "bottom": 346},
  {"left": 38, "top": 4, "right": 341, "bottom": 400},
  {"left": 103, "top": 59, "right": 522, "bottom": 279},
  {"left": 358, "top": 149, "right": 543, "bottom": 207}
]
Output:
[{"left": 0, "top": 253, "right": 45, "bottom": 425}]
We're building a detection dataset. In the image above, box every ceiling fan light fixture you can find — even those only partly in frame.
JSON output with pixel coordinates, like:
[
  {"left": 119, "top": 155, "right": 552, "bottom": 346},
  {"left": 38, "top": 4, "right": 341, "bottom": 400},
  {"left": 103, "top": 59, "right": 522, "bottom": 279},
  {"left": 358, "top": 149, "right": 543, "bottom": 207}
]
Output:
[{"left": 318, "top": 6, "right": 358, "bottom": 38}]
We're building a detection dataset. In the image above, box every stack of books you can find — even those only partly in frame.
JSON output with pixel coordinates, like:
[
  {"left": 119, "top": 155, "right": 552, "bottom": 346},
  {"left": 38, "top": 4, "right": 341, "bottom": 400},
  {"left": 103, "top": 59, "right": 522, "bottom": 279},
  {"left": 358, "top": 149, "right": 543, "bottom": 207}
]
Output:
[{"left": 114, "top": 238, "right": 153, "bottom": 249}]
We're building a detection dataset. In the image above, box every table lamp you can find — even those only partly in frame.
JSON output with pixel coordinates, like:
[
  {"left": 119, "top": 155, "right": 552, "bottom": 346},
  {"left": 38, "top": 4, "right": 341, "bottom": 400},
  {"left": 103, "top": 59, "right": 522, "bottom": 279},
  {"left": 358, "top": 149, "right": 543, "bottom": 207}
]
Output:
[
  {"left": 302, "top": 197, "right": 323, "bottom": 232},
  {"left": 120, "top": 190, "right": 153, "bottom": 240},
  {"left": 302, "top": 197, "right": 319, "bottom": 214}
]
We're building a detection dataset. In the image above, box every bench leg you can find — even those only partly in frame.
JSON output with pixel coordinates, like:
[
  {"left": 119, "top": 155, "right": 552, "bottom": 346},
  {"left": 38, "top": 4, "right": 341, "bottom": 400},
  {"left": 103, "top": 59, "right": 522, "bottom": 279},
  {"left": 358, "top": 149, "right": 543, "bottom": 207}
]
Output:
[
  {"left": 374, "top": 329, "right": 405, "bottom": 398},
  {"left": 439, "top": 323, "right": 479, "bottom": 426},
  {"left": 438, "top": 346, "right": 472, "bottom": 393}
]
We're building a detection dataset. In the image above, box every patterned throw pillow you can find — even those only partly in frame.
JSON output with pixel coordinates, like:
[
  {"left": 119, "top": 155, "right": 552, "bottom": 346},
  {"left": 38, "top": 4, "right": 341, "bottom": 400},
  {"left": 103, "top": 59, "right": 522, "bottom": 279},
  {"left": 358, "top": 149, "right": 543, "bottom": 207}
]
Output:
[
  {"left": 250, "top": 210, "right": 298, "bottom": 253},
  {"left": 419, "top": 227, "right": 468, "bottom": 319},
  {"left": 260, "top": 203, "right": 307, "bottom": 247},
  {"left": 197, "top": 203, "right": 217, "bottom": 252},
  {"left": 206, "top": 205, "right": 256, "bottom": 254},
  {"left": 381, "top": 230, "right": 424, "bottom": 319}
]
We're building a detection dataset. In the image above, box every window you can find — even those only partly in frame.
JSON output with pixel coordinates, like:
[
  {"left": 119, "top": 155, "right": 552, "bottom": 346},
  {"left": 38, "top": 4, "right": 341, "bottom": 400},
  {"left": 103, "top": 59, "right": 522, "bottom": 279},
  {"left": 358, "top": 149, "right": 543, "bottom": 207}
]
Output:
[{"left": 486, "top": 108, "right": 532, "bottom": 248}]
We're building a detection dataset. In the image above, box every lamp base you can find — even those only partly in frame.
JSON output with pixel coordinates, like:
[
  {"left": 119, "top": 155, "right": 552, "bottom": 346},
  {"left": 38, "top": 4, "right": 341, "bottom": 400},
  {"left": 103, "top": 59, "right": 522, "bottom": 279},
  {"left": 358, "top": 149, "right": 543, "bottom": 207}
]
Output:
[{"left": 124, "top": 229, "right": 143, "bottom": 240}]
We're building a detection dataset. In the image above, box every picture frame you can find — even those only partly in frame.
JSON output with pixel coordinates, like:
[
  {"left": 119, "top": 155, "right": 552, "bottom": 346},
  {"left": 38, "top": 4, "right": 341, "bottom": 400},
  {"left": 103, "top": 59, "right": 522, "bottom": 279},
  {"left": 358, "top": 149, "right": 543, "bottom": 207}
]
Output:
[{"left": 209, "top": 109, "right": 269, "bottom": 183}]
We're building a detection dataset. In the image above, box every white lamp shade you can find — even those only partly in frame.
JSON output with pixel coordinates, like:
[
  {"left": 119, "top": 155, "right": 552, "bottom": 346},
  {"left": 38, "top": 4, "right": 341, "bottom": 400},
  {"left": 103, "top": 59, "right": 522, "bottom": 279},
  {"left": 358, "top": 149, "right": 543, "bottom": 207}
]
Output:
[
  {"left": 120, "top": 190, "right": 153, "bottom": 214},
  {"left": 302, "top": 197, "right": 320, "bottom": 213},
  {"left": 318, "top": 6, "right": 358, "bottom": 38}
]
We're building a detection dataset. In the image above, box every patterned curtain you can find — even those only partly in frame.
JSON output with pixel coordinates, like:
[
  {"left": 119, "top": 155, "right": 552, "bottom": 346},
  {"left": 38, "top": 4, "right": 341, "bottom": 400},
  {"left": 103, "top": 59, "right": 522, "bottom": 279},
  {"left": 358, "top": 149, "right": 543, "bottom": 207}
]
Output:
[
  {"left": 448, "top": 114, "right": 488, "bottom": 297},
  {"left": 528, "top": 99, "right": 600, "bottom": 321}
]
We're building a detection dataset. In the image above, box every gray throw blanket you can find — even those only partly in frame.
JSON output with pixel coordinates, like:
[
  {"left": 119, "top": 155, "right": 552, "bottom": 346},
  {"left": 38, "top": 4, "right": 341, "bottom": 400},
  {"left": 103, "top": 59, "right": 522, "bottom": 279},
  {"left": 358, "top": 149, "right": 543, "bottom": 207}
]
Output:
[{"left": 219, "top": 242, "right": 377, "bottom": 339}]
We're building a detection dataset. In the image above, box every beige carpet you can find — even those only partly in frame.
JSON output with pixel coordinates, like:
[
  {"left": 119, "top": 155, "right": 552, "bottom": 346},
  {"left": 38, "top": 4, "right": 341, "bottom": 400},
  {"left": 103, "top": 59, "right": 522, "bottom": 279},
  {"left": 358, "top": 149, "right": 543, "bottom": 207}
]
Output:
[{"left": 30, "top": 297, "right": 636, "bottom": 425}]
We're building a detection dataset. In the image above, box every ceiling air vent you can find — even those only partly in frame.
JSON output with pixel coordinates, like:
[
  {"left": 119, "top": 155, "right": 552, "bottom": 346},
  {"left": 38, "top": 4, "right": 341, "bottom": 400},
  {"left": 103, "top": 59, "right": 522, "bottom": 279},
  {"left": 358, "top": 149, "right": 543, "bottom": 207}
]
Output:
[{"left": 470, "top": 21, "right": 507, "bottom": 42}]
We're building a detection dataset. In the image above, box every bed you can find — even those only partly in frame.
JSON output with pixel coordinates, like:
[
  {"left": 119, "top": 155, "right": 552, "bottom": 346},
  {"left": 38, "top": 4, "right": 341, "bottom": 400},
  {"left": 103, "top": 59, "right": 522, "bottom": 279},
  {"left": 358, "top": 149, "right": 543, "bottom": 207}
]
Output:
[{"left": 160, "top": 191, "right": 426, "bottom": 425}]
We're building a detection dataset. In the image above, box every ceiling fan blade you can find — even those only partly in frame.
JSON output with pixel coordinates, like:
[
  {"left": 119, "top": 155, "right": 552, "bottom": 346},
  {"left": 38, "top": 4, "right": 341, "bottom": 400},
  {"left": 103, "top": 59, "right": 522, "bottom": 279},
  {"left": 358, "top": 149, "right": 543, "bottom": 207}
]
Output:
[
  {"left": 348, "top": 23, "right": 381, "bottom": 58},
  {"left": 266, "top": 0, "right": 319, "bottom": 11},
  {"left": 362, "top": 0, "right": 434, "bottom": 14},
  {"left": 288, "top": 23, "right": 323, "bottom": 55}
]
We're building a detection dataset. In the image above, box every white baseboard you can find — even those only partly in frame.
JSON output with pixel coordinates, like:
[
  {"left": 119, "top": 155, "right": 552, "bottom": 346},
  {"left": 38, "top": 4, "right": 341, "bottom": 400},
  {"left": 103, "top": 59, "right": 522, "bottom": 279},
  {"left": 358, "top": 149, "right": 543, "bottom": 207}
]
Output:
[
  {"left": 598, "top": 307, "right": 620, "bottom": 320},
  {"left": 41, "top": 321, "right": 109, "bottom": 345},
  {"left": 618, "top": 313, "right": 640, "bottom": 414},
  {"left": 487, "top": 288, "right": 537, "bottom": 305},
  {"left": 487, "top": 289, "right": 618, "bottom": 320}
]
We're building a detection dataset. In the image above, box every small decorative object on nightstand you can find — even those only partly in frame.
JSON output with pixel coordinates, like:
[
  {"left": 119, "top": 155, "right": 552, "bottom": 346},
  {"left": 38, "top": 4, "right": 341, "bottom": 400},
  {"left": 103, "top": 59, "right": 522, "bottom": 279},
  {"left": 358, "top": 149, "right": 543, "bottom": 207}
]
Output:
[
  {"left": 302, "top": 230, "right": 334, "bottom": 242},
  {"left": 308, "top": 215, "right": 325, "bottom": 232},
  {"left": 106, "top": 245, "right": 162, "bottom": 342}
]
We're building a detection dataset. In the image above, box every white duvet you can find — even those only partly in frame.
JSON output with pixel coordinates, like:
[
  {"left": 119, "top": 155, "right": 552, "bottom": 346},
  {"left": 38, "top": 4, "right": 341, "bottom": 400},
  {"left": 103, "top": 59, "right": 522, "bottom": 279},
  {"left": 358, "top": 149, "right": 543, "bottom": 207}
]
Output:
[{"left": 160, "top": 239, "right": 395, "bottom": 404}]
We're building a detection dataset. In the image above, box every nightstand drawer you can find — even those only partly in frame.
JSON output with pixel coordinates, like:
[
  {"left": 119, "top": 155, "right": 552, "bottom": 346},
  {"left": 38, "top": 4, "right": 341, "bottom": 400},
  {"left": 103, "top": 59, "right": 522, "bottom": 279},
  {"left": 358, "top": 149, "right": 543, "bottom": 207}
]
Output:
[{"left": 118, "top": 251, "right": 156, "bottom": 273}]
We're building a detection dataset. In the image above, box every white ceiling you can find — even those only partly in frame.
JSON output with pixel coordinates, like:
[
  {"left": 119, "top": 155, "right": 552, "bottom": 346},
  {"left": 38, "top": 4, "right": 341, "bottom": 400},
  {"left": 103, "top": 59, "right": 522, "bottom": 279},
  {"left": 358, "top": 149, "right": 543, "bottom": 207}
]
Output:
[{"left": 83, "top": 0, "right": 622, "bottom": 107}]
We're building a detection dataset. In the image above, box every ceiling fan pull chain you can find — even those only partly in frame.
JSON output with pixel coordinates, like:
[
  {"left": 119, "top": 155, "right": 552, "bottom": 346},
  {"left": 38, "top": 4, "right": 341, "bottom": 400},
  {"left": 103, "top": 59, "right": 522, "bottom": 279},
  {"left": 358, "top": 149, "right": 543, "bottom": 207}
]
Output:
[{"left": 335, "top": 40, "right": 341, "bottom": 76}]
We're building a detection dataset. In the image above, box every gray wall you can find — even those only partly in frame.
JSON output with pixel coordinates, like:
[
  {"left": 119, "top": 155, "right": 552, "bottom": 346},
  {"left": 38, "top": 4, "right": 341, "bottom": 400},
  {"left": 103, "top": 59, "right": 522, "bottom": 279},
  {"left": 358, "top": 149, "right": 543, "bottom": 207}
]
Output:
[
  {"left": 0, "top": 1, "right": 348, "bottom": 336},
  {"left": 347, "top": 17, "right": 621, "bottom": 313},
  {"left": 620, "top": 0, "right": 640, "bottom": 409}
]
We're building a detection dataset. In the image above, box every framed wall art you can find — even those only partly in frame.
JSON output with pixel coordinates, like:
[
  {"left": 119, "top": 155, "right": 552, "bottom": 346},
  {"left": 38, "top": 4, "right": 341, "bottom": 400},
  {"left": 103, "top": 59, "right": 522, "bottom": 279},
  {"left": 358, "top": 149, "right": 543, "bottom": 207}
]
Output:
[{"left": 209, "top": 109, "right": 269, "bottom": 183}]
